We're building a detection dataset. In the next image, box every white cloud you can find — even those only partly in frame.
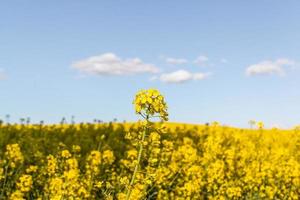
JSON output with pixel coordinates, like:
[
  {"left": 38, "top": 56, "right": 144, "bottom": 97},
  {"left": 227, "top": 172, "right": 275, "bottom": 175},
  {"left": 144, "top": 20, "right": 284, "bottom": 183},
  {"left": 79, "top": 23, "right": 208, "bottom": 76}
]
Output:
[
  {"left": 165, "top": 57, "right": 188, "bottom": 65},
  {"left": 276, "top": 58, "right": 295, "bottom": 66},
  {"left": 246, "top": 58, "right": 295, "bottom": 76},
  {"left": 194, "top": 55, "right": 208, "bottom": 65},
  {"left": 159, "top": 69, "right": 210, "bottom": 84},
  {"left": 72, "top": 53, "right": 160, "bottom": 76},
  {"left": 149, "top": 76, "right": 158, "bottom": 81}
]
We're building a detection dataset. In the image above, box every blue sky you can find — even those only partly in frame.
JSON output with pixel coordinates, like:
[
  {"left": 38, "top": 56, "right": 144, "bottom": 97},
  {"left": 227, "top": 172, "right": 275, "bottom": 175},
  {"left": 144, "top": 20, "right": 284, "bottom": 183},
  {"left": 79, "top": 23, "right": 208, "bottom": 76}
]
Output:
[{"left": 1, "top": 1, "right": 300, "bottom": 128}]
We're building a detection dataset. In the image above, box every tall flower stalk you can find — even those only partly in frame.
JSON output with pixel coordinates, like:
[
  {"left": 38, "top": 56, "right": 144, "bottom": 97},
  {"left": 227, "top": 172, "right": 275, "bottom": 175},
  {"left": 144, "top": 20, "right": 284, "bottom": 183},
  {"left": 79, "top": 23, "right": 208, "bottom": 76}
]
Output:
[{"left": 126, "top": 89, "right": 168, "bottom": 200}]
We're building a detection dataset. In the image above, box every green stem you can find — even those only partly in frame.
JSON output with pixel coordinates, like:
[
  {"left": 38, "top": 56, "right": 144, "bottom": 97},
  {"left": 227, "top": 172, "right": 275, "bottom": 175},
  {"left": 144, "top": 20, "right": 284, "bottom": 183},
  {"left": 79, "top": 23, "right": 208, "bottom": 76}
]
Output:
[
  {"left": 0, "top": 163, "right": 9, "bottom": 198},
  {"left": 126, "top": 120, "right": 148, "bottom": 200},
  {"left": 97, "top": 140, "right": 102, "bottom": 151}
]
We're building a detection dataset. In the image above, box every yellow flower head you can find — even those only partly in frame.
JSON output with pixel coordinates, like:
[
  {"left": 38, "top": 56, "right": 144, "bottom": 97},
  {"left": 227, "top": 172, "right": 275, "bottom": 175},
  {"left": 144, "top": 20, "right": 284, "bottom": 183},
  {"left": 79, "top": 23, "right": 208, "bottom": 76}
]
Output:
[
  {"left": 5, "top": 144, "right": 24, "bottom": 168},
  {"left": 26, "top": 165, "right": 38, "bottom": 174},
  {"left": 86, "top": 150, "right": 101, "bottom": 174},
  {"left": 72, "top": 145, "right": 81, "bottom": 153},
  {"left": 46, "top": 155, "right": 57, "bottom": 175},
  {"left": 102, "top": 150, "right": 115, "bottom": 165},
  {"left": 16, "top": 174, "right": 33, "bottom": 193},
  {"left": 257, "top": 121, "right": 264, "bottom": 129},
  {"left": 9, "top": 190, "right": 24, "bottom": 200},
  {"left": 61, "top": 150, "right": 72, "bottom": 159},
  {"left": 133, "top": 89, "right": 168, "bottom": 121}
]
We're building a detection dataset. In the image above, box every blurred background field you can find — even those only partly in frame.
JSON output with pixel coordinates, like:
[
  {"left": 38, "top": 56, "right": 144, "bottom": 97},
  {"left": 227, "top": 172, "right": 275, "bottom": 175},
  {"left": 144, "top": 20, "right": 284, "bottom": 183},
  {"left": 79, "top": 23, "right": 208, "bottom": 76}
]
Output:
[{"left": 0, "top": 122, "right": 300, "bottom": 199}]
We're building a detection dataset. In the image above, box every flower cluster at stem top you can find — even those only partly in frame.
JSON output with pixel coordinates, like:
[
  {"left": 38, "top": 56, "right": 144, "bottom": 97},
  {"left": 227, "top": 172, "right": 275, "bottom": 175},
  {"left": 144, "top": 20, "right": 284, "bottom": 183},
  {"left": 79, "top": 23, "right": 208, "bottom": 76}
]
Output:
[{"left": 133, "top": 89, "right": 168, "bottom": 121}]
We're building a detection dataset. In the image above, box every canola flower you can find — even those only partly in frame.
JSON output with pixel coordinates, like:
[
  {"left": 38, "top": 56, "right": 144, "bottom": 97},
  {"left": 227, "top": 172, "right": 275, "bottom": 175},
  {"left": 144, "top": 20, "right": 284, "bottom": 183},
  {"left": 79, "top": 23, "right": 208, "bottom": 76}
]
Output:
[
  {"left": 125, "top": 89, "right": 168, "bottom": 200},
  {"left": 133, "top": 89, "right": 168, "bottom": 121},
  {"left": 0, "top": 90, "right": 300, "bottom": 199},
  {"left": 4, "top": 144, "right": 24, "bottom": 168},
  {"left": 257, "top": 121, "right": 264, "bottom": 129}
]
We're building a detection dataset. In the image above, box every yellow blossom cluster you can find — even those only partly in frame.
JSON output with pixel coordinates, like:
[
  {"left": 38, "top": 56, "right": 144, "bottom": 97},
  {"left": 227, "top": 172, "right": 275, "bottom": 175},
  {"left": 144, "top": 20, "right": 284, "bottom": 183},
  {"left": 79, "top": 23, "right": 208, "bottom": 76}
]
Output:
[
  {"left": 133, "top": 89, "right": 168, "bottom": 121},
  {"left": 4, "top": 144, "right": 24, "bottom": 168}
]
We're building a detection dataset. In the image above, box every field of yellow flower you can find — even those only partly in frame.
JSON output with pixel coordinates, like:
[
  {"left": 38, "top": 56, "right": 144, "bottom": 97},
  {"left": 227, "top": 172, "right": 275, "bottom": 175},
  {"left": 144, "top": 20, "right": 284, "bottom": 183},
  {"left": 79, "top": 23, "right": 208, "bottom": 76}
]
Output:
[{"left": 0, "top": 89, "right": 300, "bottom": 199}]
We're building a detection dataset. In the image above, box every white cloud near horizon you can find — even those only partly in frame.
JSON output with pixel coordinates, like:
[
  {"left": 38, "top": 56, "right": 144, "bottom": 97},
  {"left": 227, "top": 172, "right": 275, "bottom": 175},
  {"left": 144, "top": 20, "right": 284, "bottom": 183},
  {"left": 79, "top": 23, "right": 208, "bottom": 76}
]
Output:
[
  {"left": 194, "top": 55, "right": 208, "bottom": 66},
  {"left": 72, "top": 53, "right": 160, "bottom": 76},
  {"left": 246, "top": 58, "right": 295, "bottom": 76},
  {"left": 165, "top": 57, "right": 188, "bottom": 65},
  {"left": 159, "top": 69, "right": 211, "bottom": 83}
]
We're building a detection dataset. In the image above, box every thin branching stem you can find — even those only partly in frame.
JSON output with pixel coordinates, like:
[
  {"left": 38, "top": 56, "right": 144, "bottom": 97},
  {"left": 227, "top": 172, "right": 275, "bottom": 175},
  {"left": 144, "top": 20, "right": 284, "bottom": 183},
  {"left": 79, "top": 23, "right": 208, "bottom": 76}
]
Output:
[{"left": 126, "top": 116, "right": 149, "bottom": 200}]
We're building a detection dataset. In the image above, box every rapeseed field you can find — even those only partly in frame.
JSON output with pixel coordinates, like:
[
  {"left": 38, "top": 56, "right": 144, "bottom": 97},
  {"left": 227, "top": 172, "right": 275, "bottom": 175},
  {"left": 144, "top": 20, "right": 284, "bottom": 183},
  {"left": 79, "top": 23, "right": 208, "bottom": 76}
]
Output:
[{"left": 0, "top": 89, "right": 299, "bottom": 199}]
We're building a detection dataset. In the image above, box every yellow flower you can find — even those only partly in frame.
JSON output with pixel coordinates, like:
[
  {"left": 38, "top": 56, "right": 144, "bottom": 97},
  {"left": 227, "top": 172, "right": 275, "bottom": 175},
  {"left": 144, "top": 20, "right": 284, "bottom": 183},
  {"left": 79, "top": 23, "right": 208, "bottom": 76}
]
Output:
[
  {"left": 133, "top": 89, "right": 168, "bottom": 121},
  {"left": 119, "top": 176, "right": 129, "bottom": 186},
  {"left": 86, "top": 150, "right": 101, "bottom": 174},
  {"left": 257, "top": 121, "right": 264, "bottom": 129},
  {"left": 5, "top": 144, "right": 24, "bottom": 168},
  {"left": 102, "top": 150, "right": 115, "bottom": 165},
  {"left": 117, "top": 192, "right": 127, "bottom": 200},
  {"left": 0, "top": 168, "right": 4, "bottom": 181},
  {"left": 9, "top": 190, "right": 24, "bottom": 200},
  {"left": 126, "top": 149, "right": 138, "bottom": 160},
  {"left": 25, "top": 165, "right": 38, "bottom": 174},
  {"left": 95, "top": 181, "right": 103, "bottom": 189},
  {"left": 72, "top": 145, "right": 81, "bottom": 153},
  {"left": 46, "top": 155, "right": 57, "bottom": 175},
  {"left": 16, "top": 174, "right": 33, "bottom": 193},
  {"left": 61, "top": 150, "right": 72, "bottom": 158},
  {"left": 47, "top": 177, "right": 63, "bottom": 198}
]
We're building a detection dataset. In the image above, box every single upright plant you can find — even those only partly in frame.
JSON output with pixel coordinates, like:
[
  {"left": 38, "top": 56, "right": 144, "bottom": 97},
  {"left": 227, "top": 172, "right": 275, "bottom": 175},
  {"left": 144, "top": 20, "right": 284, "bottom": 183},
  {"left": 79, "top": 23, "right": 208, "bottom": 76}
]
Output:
[{"left": 126, "top": 89, "right": 168, "bottom": 200}]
